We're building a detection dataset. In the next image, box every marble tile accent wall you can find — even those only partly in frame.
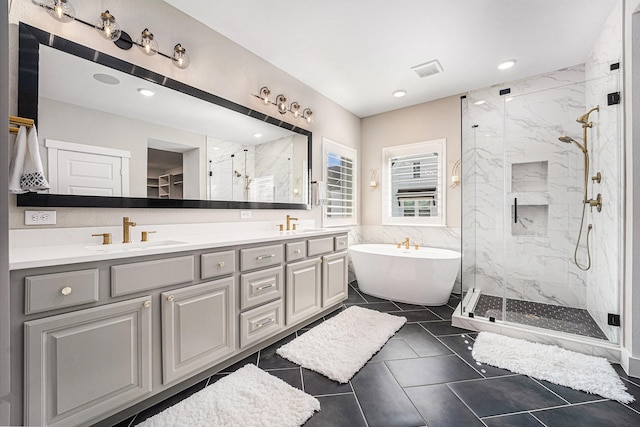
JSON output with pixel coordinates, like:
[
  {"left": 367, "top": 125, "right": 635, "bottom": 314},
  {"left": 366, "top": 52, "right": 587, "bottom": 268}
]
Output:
[{"left": 584, "top": 1, "right": 623, "bottom": 343}]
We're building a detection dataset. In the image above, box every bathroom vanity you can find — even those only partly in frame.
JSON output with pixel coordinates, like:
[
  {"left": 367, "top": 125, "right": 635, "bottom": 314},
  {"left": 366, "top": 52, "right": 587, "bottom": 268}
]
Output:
[{"left": 9, "top": 227, "right": 348, "bottom": 427}]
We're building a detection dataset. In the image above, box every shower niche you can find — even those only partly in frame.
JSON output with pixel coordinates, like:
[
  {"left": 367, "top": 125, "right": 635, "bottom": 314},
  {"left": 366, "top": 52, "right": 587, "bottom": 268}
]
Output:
[{"left": 510, "top": 160, "right": 549, "bottom": 237}]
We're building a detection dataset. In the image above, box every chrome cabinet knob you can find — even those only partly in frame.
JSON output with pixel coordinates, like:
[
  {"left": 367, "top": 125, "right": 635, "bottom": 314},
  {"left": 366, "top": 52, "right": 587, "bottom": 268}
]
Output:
[{"left": 61, "top": 286, "right": 72, "bottom": 296}]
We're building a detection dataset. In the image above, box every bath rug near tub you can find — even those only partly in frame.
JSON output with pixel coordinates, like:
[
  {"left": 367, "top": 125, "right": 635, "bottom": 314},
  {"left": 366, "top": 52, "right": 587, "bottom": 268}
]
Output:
[
  {"left": 472, "top": 332, "right": 635, "bottom": 404},
  {"left": 137, "top": 364, "right": 319, "bottom": 427},
  {"left": 276, "top": 305, "right": 407, "bottom": 383}
]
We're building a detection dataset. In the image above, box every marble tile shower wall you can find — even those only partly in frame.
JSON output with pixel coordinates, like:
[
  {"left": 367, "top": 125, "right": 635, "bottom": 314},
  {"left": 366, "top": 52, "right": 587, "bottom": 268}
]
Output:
[
  {"left": 584, "top": 1, "right": 623, "bottom": 342},
  {"left": 462, "top": 65, "right": 590, "bottom": 308},
  {"left": 255, "top": 136, "right": 294, "bottom": 202}
]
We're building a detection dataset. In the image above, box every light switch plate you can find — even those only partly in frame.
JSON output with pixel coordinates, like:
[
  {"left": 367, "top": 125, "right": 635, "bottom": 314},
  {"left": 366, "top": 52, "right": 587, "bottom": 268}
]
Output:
[
  {"left": 240, "top": 211, "right": 252, "bottom": 219},
  {"left": 25, "top": 210, "right": 57, "bottom": 225}
]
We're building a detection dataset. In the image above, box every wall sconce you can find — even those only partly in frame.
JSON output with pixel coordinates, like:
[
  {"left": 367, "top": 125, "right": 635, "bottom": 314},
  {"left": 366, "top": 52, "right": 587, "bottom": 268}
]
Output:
[
  {"left": 95, "top": 10, "right": 121, "bottom": 41},
  {"left": 450, "top": 159, "right": 461, "bottom": 188},
  {"left": 370, "top": 168, "right": 379, "bottom": 190},
  {"left": 33, "top": 0, "right": 191, "bottom": 69},
  {"left": 253, "top": 87, "right": 314, "bottom": 123},
  {"left": 137, "top": 28, "right": 158, "bottom": 56},
  {"left": 43, "top": 0, "right": 75, "bottom": 23}
]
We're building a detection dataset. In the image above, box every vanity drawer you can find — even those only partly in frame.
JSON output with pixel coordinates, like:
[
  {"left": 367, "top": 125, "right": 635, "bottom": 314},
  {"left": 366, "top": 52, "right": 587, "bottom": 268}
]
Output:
[
  {"left": 286, "top": 241, "right": 307, "bottom": 262},
  {"left": 240, "top": 266, "right": 284, "bottom": 311},
  {"left": 239, "top": 299, "right": 284, "bottom": 349},
  {"left": 111, "top": 256, "right": 194, "bottom": 297},
  {"left": 240, "top": 244, "right": 284, "bottom": 271},
  {"left": 307, "top": 237, "right": 334, "bottom": 256},
  {"left": 25, "top": 269, "right": 99, "bottom": 315},
  {"left": 335, "top": 235, "right": 348, "bottom": 251},
  {"left": 201, "top": 250, "right": 236, "bottom": 279}
]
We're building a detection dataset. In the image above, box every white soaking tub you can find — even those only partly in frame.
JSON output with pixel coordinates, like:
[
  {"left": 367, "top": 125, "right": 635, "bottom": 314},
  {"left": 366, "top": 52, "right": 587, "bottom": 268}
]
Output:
[{"left": 349, "top": 244, "right": 461, "bottom": 305}]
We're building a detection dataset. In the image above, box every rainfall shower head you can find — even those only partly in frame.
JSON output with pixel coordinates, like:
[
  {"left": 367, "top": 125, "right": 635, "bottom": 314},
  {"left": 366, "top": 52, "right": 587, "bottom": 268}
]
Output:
[
  {"left": 559, "top": 135, "right": 586, "bottom": 152},
  {"left": 576, "top": 106, "right": 600, "bottom": 126}
]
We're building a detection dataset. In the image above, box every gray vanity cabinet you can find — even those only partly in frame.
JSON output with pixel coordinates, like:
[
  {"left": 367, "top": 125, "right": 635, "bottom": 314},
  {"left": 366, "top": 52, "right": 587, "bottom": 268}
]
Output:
[
  {"left": 322, "top": 251, "right": 349, "bottom": 307},
  {"left": 285, "top": 258, "right": 322, "bottom": 326},
  {"left": 161, "top": 277, "right": 236, "bottom": 385},
  {"left": 23, "top": 296, "right": 152, "bottom": 427}
]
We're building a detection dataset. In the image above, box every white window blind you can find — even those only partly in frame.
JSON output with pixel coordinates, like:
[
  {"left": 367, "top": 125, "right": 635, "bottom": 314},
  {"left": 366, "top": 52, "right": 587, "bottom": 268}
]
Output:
[{"left": 323, "top": 138, "right": 357, "bottom": 226}]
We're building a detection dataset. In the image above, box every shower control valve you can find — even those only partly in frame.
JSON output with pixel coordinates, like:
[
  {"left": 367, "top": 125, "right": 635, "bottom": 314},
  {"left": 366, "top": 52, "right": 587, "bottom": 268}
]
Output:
[
  {"left": 592, "top": 172, "right": 602, "bottom": 184},
  {"left": 586, "top": 193, "right": 603, "bottom": 213}
]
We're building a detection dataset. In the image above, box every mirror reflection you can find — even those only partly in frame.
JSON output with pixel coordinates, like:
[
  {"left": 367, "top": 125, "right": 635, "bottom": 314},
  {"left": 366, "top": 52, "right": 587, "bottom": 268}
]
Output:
[{"left": 29, "top": 39, "right": 309, "bottom": 206}]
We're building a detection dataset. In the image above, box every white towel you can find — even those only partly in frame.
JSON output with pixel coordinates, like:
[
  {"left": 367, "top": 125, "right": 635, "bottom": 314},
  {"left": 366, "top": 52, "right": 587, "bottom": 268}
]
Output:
[
  {"left": 314, "top": 180, "right": 327, "bottom": 205},
  {"left": 8, "top": 125, "right": 50, "bottom": 193}
]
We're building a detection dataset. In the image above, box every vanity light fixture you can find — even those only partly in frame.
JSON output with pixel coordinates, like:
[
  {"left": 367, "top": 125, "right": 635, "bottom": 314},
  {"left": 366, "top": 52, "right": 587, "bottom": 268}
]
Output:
[
  {"left": 276, "top": 95, "right": 288, "bottom": 114},
  {"left": 137, "top": 28, "right": 158, "bottom": 56},
  {"left": 43, "top": 0, "right": 75, "bottom": 23},
  {"left": 498, "top": 59, "right": 517, "bottom": 70},
  {"left": 173, "top": 44, "right": 190, "bottom": 69},
  {"left": 259, "top": 87, "right": 271, "bottom": 104},
  {"left": 302, "top": 108, "right": 313, "bottom": 124},
  {"left": 290, "top": 102, "right": 301, "bottom": 118},
  {"left": 95, "top": 10, "right": 121, "bottom": 42}
]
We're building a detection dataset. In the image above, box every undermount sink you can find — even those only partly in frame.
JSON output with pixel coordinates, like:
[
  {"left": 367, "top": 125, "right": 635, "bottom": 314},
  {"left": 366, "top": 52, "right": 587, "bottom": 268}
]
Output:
[{"left": 84, "top": 240, "right": 187, "bottom": 253}]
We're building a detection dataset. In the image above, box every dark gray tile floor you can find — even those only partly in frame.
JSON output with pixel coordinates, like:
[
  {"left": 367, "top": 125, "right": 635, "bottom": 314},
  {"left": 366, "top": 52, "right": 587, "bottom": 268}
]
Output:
[{"left": 111, "top": 283, "right": 640, "bottom": 427}]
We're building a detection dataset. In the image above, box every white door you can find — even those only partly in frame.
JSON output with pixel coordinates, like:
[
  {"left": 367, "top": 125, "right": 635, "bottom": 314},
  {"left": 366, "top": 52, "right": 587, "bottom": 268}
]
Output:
[{"left": 46, "top": 139, "right": 130, "bottom": 196}]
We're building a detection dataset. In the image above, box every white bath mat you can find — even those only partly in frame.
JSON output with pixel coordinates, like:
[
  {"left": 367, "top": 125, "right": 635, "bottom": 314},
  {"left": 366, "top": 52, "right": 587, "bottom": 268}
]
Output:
[
  {"left": 138, "top": 364, "right": 320, "bottom": 427},
  {"left": 472, "top": 332, "right": 635, "bottom": 404},
  {"left": 277, "top": 305, "right": 407, "bottom": 383}
]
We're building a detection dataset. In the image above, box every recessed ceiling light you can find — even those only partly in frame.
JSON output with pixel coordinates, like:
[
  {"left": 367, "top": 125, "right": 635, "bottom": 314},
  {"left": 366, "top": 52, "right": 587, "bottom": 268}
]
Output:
[
  {"left": 392, "top": 90, "right": 407, "bottom": 98},
  {"left": 474, "top": 100, "right": 486, "bottom": 105},
  {"left": 93, "top": 73, "right": 119, "bottom": 85},
  {"left": 498, "top": 59, "right": 517, "bottom": 70},
  {"left": 253, "top": 133, "right": 262, "bottom": 138},
  {"left": 505, "top": 97, "right": 514, "bottom": 102},
  {"left": 137, "top": 88, "right": 155, "bottom": 97}
]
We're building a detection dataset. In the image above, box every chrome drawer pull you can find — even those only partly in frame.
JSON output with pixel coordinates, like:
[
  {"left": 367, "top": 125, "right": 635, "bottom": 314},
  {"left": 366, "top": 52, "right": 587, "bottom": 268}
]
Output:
[
  {"left": 256, "top": 318, "right": 274, "bottom": 329},
  {"left": 256, "top": 283, "right": 275, "bottom": 291},
  {"left": 256, "top": 254, "right": 275, "bottom": 260},
  {"left": 60, "top": 286, "right": 72, "bottom": 296}
]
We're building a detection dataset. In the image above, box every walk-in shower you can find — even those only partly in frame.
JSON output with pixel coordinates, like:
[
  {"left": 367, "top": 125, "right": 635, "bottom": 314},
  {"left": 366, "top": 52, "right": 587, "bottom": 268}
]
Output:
[{"left": 458, "top": 61, "right": 622, "bottom": 347}]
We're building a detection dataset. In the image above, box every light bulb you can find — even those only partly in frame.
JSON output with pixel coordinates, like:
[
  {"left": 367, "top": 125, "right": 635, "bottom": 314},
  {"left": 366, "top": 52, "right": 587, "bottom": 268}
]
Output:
[
  {"left": 45, "top": 0, "right": 75, "bottom": 23},
  {"left": 136, "top": 28, "right": 158, "bottom": 56},
  {"left": 95, "top": 10, "right": 121, "bottom": 42},
  {"left": 173, "top": 44, "right": 190, "bottom": 69}
]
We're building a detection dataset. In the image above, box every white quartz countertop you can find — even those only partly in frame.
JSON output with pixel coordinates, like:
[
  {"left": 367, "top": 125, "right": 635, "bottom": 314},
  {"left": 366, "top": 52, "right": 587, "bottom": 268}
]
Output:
[{"left": 10, "top": 221, "right": 348, "bottom": 270}]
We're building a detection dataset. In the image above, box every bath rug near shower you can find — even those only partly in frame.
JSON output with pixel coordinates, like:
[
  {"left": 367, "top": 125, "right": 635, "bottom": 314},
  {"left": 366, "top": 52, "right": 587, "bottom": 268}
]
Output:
[
  {"left": 137, "top": 364, "right": 319, "bottom": 427},
  {"left": 277, "top": 305, "right": 407, "bottom": 383},
  {"left": 472, "top": 332, "right": 635, "bottom": 404}
]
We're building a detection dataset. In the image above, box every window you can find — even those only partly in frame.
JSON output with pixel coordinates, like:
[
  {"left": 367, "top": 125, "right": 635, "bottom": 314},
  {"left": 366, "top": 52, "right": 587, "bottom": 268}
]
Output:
[
  {"left": 322, "top": 138, "right": 357, "bottom": 226},
  {"left": 382, "top": 139, "right": 446, "bottom": 226}
]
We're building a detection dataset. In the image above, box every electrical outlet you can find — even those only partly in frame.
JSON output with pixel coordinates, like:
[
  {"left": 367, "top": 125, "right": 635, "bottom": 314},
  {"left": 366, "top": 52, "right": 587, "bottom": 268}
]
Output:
[
  {"left": 25, "top": 210, "right": 57, "bottom": 225},
  {"left": 240, "top": 211, "right": 252, "bottom": 219}
]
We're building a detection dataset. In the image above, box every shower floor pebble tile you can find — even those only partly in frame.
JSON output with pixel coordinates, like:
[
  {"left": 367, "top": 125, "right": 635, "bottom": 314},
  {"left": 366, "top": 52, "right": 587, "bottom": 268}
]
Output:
[{"left": 106, "top": 288, "right": 640, "bottom": 427}]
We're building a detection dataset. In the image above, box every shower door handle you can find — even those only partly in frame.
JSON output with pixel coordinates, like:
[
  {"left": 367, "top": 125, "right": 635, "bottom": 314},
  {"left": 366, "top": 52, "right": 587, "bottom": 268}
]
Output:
[{"left": 514, "top": 198, "right": 518, "bottom": 223}]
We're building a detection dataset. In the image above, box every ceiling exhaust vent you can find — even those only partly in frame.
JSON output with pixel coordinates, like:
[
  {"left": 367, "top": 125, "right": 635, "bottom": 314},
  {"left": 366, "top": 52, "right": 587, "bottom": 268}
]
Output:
[{"left": 411, "top": 59, "right": 444, "bottom": 78}]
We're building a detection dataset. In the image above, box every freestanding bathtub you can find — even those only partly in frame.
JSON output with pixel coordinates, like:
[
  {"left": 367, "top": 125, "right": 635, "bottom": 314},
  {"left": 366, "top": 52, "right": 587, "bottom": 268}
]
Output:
[{"left": 349, "top": 244, "right": 461, "bottom": 305}]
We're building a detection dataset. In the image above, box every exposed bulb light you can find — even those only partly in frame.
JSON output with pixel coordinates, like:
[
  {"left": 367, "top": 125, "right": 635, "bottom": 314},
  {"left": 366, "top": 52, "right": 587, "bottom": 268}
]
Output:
[
  {"left": 474, "top": 100, "right": 486, "bottom": 105},
  {"left": 498, "top": 59, "right": 517, "bottom": 70},
  {"left": 302, "top": 108, "right": 313, "bottom": 124},
  {"left": 259, "top": 87, "right": 271, "bottom": 104},
  {"left": 290, "top": 102, "right": 301, "bottom": 117},
  {"left": 137, "top": 88, "right": 155, "bottom": 97},
  {"left": 43, "top": 0, "right": 75, "bottom": 23},
  {"left": 136, "top": 28, "right": 158, "bottom": 56},
  {"left": 276, "top": 95, "right": 288, "bottom": 114},
  {"left": 392, "top": 90, "right": 407, "bottom": 98},
  {"left": 95, "top": 10, "right": 121, "bottom": 41},
  {"left": 173, "top": 44, "right": 190, "bottom": 69}
]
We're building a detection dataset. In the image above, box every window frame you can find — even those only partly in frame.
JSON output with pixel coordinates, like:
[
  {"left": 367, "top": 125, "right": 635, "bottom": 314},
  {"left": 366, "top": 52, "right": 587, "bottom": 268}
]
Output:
[
  {"left": 322, "top": 138, "right": 358, "bottom": 227},
  {"left": 381, "top": 139, "right": 446, "bottom": 226}
]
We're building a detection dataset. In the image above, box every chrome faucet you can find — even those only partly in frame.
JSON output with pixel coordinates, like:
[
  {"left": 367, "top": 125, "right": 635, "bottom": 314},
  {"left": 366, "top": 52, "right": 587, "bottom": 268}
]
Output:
[
  {"left": 122, "top": 216, "right": 137, "bottom": 243},
  {"left": 286, "top": 214, "right": 298, "bottom": 231}
]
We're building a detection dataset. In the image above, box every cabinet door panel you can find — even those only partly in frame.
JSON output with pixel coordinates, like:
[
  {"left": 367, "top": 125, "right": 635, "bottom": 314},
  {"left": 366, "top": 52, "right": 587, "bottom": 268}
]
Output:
[
  {"left": 286, "top": 258, "right": 322, "bottom": 326},
  {"left": 162, "top": 278, "right": 236, "bottom": 385},
  {"left": 322, "top": 252, "right": 349, "bottom": 307},
  {"left": 24, "top": 296, "right": 152, "bottom": 427}
]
